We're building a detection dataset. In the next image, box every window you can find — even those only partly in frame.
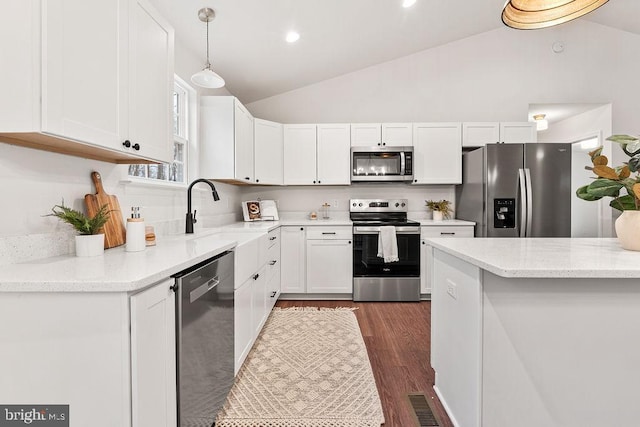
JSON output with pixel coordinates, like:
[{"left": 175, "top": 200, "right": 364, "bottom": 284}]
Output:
[{"left": 128, "top": 78, "right": 189, "bottom": 184}]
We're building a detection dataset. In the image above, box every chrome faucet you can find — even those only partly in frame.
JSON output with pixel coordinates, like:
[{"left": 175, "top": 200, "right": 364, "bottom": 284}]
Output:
[{"left": 186, "top": 178, "right": 220, "bottom": 233}]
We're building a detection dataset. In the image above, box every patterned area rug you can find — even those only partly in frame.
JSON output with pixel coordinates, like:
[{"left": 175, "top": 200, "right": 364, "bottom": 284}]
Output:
[{"left": 215, "top": 307, "right": 385, "bottom": 427}]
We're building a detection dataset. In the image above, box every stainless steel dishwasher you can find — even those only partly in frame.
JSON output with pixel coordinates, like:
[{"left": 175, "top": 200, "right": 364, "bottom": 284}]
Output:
[{"left": 173, "top": 250, "right": 234, "bottom": 427}]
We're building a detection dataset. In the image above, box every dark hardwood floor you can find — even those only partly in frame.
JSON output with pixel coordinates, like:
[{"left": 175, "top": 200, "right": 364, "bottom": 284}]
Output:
[{"left": 275, "top": 300, "right": 453, "bottom": 427}]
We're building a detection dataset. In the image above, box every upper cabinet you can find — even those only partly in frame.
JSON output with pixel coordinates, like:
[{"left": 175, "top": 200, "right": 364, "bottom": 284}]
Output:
[
  {"left": 351, "top": 123, "right": 381, "bottom": 146},
  {"left": 499, "top": 122, "right": 537, "bottom": 144},
  {"left": 0, "top": 0, "right": 174, "bottom": 164},
  {"left": 462, "top": 122, "right": 537, "bottom": 147},
  {"left": 254, "top": 119, "right": 283, "bottom": 185},
  {"left": 351, "top": 123, "right": 412, "bottom": 147},
  {"left": 413, "top": 122, "right": 462, "bottom": 184},
  {"left": 382, "top": 123, "right": 413, "bottom": 146},
  {"left": 200, "top": 96, "right": 255, "bottom": 184},
  {"left": 283, "top": 124, "right": 350, "bottom": 185}
]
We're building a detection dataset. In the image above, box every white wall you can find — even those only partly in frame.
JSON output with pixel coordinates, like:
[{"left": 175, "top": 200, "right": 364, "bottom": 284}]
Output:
[
  {"left": 241, "top": 184, "right": 454, "bottom": 220},
  {"left": 246, "top": 20, "right": 640, "bottom": 137}
]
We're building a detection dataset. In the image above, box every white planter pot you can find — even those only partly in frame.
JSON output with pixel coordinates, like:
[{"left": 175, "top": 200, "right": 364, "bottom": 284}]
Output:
[
  {"left": 75, "top": 234, "right": 105, "bottom": 257},
  {"left": 615, "top": 210, "right": 640, "bottom": 251},
  {"left": 432, "top": 210, "right": 444, "bottom": 221}
]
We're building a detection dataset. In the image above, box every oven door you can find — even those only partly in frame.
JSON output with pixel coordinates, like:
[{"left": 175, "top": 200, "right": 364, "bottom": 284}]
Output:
[
  {"left": 352, "top": 227, "right": 420, "bottom": 276},
  {"left": 352, "top": 226, "right": 420, "bottom": 302}
]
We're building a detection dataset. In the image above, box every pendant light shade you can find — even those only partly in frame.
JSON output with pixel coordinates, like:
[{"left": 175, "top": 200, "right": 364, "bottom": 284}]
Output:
[
  {"left": 191, "top": 7, "right": 225, "bottom": 89},
  {"left": 502, "top": 0, "right": 610, "bottom": 30}
]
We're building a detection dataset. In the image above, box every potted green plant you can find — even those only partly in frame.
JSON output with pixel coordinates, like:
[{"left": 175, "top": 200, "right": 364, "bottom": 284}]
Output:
[
  {"left": 425, "top": 199, "right": 453, "bottom": 221},
  {"left": 47, "top": 202, "right": 110, "bottom": 256},
  {"left": 576, "top": 134, "right": 640, "bottom": 250}
]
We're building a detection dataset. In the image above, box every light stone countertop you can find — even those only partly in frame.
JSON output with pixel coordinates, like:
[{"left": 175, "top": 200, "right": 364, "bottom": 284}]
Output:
[
  {"left": 425, "top": 237, "right": 640, "bottom": 278},
  {"left": 417, "top": 219, "right": 475, "bottom": 226},
  {"left": 0, "top": 229, "right": 240, "bottom": 293}
]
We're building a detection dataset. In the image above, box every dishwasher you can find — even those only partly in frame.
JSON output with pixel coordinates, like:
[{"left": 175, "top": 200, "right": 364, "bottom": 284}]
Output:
[{"left": 173, "top": 250, "right": 234, "bottom": 427}]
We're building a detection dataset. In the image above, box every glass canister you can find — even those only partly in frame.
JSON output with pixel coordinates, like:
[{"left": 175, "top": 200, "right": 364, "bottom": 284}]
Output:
[{"left": 321, "top": 202, "right": 331, "bottom": 220}]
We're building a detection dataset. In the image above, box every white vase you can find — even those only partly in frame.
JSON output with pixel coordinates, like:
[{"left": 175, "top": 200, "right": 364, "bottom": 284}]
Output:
[
  {"left": 432, "top": 210, "right": 444, "bottom": 221},
  {"left": 614, "top": 211, "right": 640, "bottom": 251},
  {"left": 75, "top": 234, "right": 105, "bottom": 257}
]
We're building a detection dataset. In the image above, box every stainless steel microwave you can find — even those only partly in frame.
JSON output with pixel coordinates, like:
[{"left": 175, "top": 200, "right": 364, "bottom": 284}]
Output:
[{"left": 351, "top": 146, "right": 414, "bottom": 182}]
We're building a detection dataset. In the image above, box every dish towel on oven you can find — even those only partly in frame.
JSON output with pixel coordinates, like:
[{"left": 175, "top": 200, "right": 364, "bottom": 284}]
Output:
[{"left": 377, "top": 226, "right": 399, "bottom": 263}]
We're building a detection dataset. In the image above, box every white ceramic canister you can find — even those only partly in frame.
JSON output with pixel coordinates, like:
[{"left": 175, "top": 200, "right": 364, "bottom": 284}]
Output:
[{"left": 126, "top": 217, "right": 146, "bottom": 252}]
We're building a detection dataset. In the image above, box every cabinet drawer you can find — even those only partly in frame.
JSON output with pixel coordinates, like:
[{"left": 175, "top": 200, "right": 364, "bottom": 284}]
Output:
[
  {"left": 267, "top": 228, "right": 280, "bottom": 249},
  {"left": 306, "top": 226, "right": 352, "bottom": 240},
  {"left": 421, "top": 226, "right": 474, "bottom": 238}
]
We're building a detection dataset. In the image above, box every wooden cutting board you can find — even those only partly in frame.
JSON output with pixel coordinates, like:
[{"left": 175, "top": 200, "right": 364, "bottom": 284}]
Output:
[{"left": 84, "top": 171, "right": 126, "bottom": 249}]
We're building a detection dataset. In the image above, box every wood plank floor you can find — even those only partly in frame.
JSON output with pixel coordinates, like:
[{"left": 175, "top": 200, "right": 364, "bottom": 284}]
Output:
[{"left": 276, "top": 300, "right": 453, "bottom": 427}]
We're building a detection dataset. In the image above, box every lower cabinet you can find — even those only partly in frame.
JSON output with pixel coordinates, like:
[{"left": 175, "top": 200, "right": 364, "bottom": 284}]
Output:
[
  {"left": 234, "top": 276, "right": 254, "bottom": 374},
  {"left": 266, "top": 228, "right": 281, "bottom": 310},
  {"left": 0, "top": 278, "right": 176, "bottom": 427},
  {"left": 421, "top": 225, "right": 474, "bottom": 295},
  {"left": 280, "top": 226, "right": 306, "bottom": 293},
  {"left": 306, "top": 227, "right": 353, "bottom": 293},
  {"left": 130, "top": 278, "right": 177, "bottom": 427}
]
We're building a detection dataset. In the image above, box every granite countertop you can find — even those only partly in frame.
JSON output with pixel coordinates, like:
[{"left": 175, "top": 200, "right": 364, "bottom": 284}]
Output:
[{"left": 426, "top": 237, "right": 640, "bottom": 278}]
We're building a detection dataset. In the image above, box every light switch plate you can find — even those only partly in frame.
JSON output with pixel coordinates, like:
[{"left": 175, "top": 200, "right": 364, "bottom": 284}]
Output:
[{"left": 446, "top": 279, "right": 458, "bottom": 300}]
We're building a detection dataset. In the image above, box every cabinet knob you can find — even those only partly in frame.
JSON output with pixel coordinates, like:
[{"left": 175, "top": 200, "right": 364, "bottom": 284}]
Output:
[
  {"left": 422, "top": 241, "right": 426, "bottom": 245},
  {"left": 414, "top": 179, "right": 418, "bottom": 183},
  {"left": 382, "top": 142, "right": 386, "bottom": 146},
  {"left": 256, "top": 179, "right": 260, "bottom": 183},
  {"left": 313, "top": 180, "right": 316, "bottom": 184},
  {"left": 170, "top": 283, "right": 179, "bottom": 292},
  {"left": 132, "top": 143, "right": 140, "bottom": 151},
  {"left": 318, "top": 180, "right": 321, "bottom": 184},
  {"left": 300, "top": 227, "right": 304, "bottom": 231},
  {"left": 122, "top": 140, "right": 131, "bottom": 148},
  {"left": 348, "top": 240, "right": 352, "bottom": 244}
]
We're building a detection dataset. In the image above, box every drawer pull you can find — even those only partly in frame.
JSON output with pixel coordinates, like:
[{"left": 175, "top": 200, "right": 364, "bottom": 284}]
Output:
[
  {"left": 322, "top": 232, "right": 337, "bottom": 235},
  {"left": 269, "top": 236, "right": 277, "bottom": 241},
  {"left": 440, "top": 232, "right": 456, "bottom": 235},
  {"left": 269, "top": 260, "right": 277, "bottom": 265},
  {"left": 253, "top": 273, "right": 260, "bottom": 280}
]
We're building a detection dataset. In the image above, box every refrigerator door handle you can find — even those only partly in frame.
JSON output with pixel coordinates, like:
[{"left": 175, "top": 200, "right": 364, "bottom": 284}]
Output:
[
  {"left": 518, "top": 168, "right": 527, "bottom": 237},
  {"left": 524, "top": 168, "right": 533, "bottom": 237}
]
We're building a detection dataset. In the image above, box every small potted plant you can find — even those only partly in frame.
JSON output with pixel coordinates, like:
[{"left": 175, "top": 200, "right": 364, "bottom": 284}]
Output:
[
  {"left": 47, "top": 201, "right": 110, "bottom": 257},
  {"left": 425, "top": 199, "right": 453, "bottom": 221},
  {"left": 576, "top": 134, "right": 640, "bottom": 250}
]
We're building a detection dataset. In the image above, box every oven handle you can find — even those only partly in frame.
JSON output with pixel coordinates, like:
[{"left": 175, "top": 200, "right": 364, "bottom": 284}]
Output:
[{"left": 353, "top": 226, "right": 420, "bottom": 234}]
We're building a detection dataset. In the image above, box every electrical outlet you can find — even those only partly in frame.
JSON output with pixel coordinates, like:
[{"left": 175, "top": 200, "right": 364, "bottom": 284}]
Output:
[
  {"left": 446, "top": 280, "right": 457, "bottom": 300},
  {"left": 332, "top": 199, "right": 339, "bottom": 208}
]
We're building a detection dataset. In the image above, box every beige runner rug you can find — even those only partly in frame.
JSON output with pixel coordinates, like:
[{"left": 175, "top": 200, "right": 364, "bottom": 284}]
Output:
[{"left": 215, "top": 307, "right": 385, "bottom": 427}]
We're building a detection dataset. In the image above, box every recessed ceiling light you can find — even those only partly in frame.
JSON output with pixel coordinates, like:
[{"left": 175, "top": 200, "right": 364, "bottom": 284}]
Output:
[
  {"left": 286, "top": 31, "right": 300, "bottom": 43},
  {"left": 403, "top": 0, "right": 417, "bottom": 8}
]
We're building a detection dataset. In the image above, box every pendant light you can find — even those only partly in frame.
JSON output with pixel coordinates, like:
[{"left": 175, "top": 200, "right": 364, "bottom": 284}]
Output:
[
  {"left": 191, "top": 7, "right": 225, "bottom": 89},
  {"left": 502, "top": 0, "right": 610, "bottom": 30}
]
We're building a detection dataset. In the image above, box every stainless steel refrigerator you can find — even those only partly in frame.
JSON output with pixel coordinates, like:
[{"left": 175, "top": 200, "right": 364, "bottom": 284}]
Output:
[{"left": 456, "top": 143, "right": 572, "bottom": 237}]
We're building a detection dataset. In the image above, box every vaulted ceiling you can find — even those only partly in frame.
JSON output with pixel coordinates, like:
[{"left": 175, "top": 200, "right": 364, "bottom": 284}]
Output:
[{"left": 148, "top": 0, "right": 639, "bottom": 104}]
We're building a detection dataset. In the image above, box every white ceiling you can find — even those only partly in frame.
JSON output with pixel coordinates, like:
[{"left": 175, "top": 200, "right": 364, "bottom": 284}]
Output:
[{"left": 148, "top": 0, "right": 639, "bottom": 104}]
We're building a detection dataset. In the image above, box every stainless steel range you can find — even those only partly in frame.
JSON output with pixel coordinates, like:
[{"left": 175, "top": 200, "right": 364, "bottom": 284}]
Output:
[{"left": 350, "top": 199, "right": 420, "bottom": 302}]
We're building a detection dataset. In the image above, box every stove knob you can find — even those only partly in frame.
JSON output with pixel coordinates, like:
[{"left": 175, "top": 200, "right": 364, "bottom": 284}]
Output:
[
  {"left": 352, "top": 202, "right": 357, "bottom": 207},
  {"left": 395, "top": 203, "right": 400, "bottom": 208},
  {"left": 358, "top": 203, "right": 363, "bottom": 207},
  {"left": 401, "top": 202, "right": 406, "bottom": 207}
]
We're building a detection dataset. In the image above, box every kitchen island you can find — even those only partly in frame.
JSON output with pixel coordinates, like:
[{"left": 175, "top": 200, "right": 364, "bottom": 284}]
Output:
[{"left": 425, "top": 238, "right": 640, "bottom": 427}]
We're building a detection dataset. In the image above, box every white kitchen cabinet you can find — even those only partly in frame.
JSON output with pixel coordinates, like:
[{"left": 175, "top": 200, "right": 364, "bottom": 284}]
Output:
[
  {"left": 0, "top": 278, "right": 176, "bottom": 427},
  {"left": 127, "top": 0, "right": 175, "bottom": 163},
  {"left": 280, "top": 226, "right": 307, "bottom": 293},
  {"left": 317, "top": 124, "right": 351, "bottom": 185},
  {"left": 200, "top": 96, "right": 255, "bottom": 183},
  {"left": 351, "top": 123, "right": 382, "bottom": 146},
  {"left": 420, "top": 226, "right": 474, "bottom": 295},
  {"left": 382, "top": 123, "right": 413, "bottom": 146},
  {"left": 283, "top": 124, "right": 350, "bottom": 185},
  {"left": 251, "top": 266, "right": 268, "bottom": 336},
  {"left": 234, "top": 277, "right": 253, "bottom": 374},
  {"left": 266, "top": 228, "right": 281, "bottom": 310},
  {"left": 283, "top": 124, "right": 317, "bottom": 185},
  {"left": 130, "top": 278, "right": 176, "bottom": 427},
  {"left": 463, "top": 122, "right": 538, "bottom": 147},
  {"left": 0, "top": 0, "right": 174, "bottom": 164},
  {"left": 462, "top": 122, "right": 500, "bottom": 147},
  {"left": 254, "top": 119, "right": 284, "bottom": 185},
  {"left": 499, "top": 122, "right": 537, "bottom": 143},
  {"left": 306, "top": 227, "right": 353, "bottom": 293},
  {"left": 413, "top": 122, "right": 462, "bottom": 184}
]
